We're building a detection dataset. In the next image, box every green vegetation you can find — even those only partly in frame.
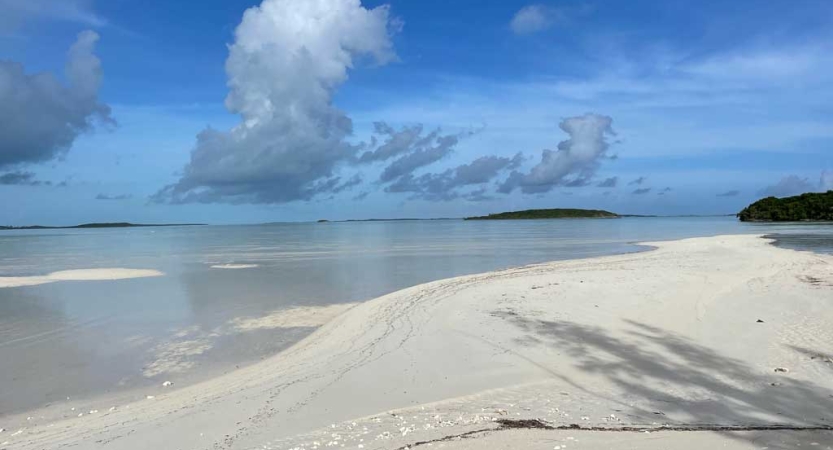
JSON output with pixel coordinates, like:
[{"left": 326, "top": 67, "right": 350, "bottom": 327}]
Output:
[
  {"left": 0, "top": 222, "right": 205, "bottom": 230},
  {"left": 465, "top": 208, "right": 619, "bottom": 220},
  {"left": 737, "top": 191, "right": 833, "bottom": 222}
]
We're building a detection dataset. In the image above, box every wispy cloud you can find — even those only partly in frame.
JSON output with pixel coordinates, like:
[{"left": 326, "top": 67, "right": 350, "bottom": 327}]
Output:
[
  {"left": 385, "top": 153, "right": 522, "bottom": 201},
  {"left": 628, "top": 176, "right": 647, "bottom": 186},
  {"left": 510, "top": 5, "right": 558, "bottom": 35},
  {"left": 95, "top": 193, "right": 132, "bottom": 200},
  {"left": 717, "top": 190, "right": 740, "bottom": 197},
  {"left": 0, "top": 0, "right": 106, "bottom": 33},
  {"left": 509, "top": 3, "right": 592, "bottom": 35},
  {"left": 681, "top": 44, "right": 833, "bottom": 84},
  {"left": 0, "top": 171, "right": 51, "bottom": 186},
  {"left": 632, "top": 188, "right": 651, "bottom": 195}
]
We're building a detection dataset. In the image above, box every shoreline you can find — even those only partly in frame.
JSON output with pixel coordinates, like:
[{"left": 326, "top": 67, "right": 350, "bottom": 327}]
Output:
[{"left": 3, "top": 234, "right": 833, "bottom": 449}]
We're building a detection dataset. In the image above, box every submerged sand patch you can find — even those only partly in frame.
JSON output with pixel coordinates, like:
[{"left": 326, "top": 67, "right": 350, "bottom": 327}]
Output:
[
  {"left": 142, "top": 338, "right": 214, "bottom": 378},
  {"left": 230, "top": 303, "right": 357, "bottom": 331},
  {"left": 0, "top": 268, "right": 164, "bottom": 288},
  {"left": 142, "top": 303, "right": 356, "bottom": 378}
]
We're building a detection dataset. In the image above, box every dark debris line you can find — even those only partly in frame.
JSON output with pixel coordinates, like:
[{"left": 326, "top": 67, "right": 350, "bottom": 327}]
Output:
[{"left": 395, "top": 418, "right": 833, "bottom": 450}]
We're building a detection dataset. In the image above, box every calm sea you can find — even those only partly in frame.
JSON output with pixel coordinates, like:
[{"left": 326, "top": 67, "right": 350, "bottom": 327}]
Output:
[{"left": 0, "top": 217, "right": 829, "bottom": 415}]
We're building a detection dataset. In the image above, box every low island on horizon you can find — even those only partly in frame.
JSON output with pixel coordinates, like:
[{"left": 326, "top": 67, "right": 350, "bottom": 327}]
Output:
[
  {"left": 0, "top": 222, "right": 206, "bottom": 231},
  {"left": 8, "top": 191, "right": 832, "bottom": 229},
  {"left": 465, "top": 208, "right": 620, "bottom": 220}
]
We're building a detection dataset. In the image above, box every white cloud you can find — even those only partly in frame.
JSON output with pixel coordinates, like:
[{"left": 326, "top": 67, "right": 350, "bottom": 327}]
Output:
[
  {"left": 155, "top": 0, "right": 398, "bottom": 204},
  {"left": 499, "top": 113, "right": 616, "bottom": 193}
]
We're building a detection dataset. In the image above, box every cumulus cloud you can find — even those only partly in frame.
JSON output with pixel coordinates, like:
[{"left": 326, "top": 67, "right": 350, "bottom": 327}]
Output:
[
  {"left": 385, "top": 153, "right": 522, "bottom": 201},
  {"left": 95, "top": 193, "right": 132, "bottom": 200},
  {"left": 632, "top": 188, "right": 651, "bottom": 195},
  {"left": 0, "top": 30, "right": 112, "bottom": 169},
  {"left": 597, "top": 176, "right": 617, "bottom": 188},
  {"left": 498, "top": 113, "right": 616, "bottom": 194},
  {"left": 510, "top": 5, "right": 557, "bottom": 35},
  {"left": 628, "top": 176, "right": 647, "bottom": 186},
  {"left": 0, "top": 171, "right": 51, "bottom": 186},
  {"left": 717, "top": 190, "right": 740, "bottom": 197},
  {"left": 153, "top": 0, "right": 398, "bottom": 204}
]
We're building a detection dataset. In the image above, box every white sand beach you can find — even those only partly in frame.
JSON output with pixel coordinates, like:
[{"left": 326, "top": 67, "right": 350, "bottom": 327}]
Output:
[{"left": 2, "top": 234, "right": 832, "bottom": 449}]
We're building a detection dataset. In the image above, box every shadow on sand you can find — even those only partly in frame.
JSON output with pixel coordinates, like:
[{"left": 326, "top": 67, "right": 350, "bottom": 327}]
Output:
[{"left": 502, "top": 316, "right": 833, "bottom": 448}]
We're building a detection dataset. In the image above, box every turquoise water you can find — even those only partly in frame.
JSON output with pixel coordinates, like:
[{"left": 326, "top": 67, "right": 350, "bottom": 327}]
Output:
[{"left": 0, "top": 217, "right": 828, "bottom": 414}]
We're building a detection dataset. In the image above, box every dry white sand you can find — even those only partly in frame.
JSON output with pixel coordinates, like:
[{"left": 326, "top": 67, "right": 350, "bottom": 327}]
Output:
[
  {"left": 0, "top": 268, "right": 163, "bottom": 288},
  {"left": 3, "top": 235, "right": 832, "bottom": 449}
]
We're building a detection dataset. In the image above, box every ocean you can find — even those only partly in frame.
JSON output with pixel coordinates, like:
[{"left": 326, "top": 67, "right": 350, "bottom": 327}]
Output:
[{"left": 0, "top": 217, "right": 830, "bottom": 415}]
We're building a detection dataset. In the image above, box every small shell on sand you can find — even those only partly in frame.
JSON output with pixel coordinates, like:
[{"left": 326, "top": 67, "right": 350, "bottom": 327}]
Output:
[
  {"left": 162, "top": 381, "right": 173, "bottom": 387},
  {"left": 209, "top": 264, "right": 259, "bottom": 269}
]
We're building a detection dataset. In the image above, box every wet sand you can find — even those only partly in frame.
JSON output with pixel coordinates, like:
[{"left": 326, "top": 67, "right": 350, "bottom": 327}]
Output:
[{"left": 2, "top": 234, "right": 833, "bottom": 449}]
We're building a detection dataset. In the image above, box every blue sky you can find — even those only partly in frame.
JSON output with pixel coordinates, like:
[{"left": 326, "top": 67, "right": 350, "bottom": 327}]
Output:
[{"left": 0, "top": 0, "right": 831, "bottom": 225}]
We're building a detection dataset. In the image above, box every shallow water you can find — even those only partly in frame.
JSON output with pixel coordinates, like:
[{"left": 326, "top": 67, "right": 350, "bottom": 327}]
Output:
[{"left": 0, "top": 217, "right": 828, "bottom": 415}]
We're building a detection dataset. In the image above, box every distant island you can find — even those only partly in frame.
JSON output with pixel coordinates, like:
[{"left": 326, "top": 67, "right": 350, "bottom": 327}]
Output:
[
  {"left": 738, "top": 191, "right": 833, "bottom": 222},
  {"left": 465, "top": 208, "right": 619, "bottom": 220},
  {"left": 0, "top": 222, "right": 206, "bottom": 230}
]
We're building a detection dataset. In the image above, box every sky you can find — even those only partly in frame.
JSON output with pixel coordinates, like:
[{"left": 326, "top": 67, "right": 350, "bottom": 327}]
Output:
[{"left": 0, "top": 0, "right": 831, "bottom": 225}]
